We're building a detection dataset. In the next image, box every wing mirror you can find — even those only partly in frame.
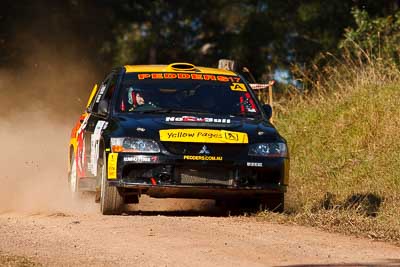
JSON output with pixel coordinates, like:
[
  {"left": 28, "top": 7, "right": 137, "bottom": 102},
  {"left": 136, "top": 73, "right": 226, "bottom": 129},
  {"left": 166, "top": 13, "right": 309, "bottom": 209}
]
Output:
[
  {"left": 262, "top": 104, "right": 273, "bottom": 120},
  {"left": 98, "top": 99, "right": 109, "bottom": 116}
]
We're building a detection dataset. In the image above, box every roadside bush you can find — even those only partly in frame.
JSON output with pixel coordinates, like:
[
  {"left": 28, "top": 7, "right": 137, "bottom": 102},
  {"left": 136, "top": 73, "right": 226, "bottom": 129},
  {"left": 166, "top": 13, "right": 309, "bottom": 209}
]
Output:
[{"left": 340, "top": 8, "right": 400, "bottom": 65}]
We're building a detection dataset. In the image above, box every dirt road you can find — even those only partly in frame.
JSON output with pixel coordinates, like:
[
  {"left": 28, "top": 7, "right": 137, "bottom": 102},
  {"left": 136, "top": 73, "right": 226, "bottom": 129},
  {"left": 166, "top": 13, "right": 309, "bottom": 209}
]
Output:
[{"left": 1, "top": 200, "right": 400, "bottom": 267}]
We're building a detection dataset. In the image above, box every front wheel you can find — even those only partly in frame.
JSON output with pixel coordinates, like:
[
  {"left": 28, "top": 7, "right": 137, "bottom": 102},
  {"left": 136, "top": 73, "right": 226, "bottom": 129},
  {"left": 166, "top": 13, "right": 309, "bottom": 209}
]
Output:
[{"left": 99, "top": 151, "right": 124, "bottom": 215}]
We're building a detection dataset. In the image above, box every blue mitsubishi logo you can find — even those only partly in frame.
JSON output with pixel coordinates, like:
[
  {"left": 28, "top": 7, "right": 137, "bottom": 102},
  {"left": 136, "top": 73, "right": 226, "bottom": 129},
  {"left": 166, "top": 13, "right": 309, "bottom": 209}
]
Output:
[{"left": 199, "top": 145, "right": 211, "bottom": 155}]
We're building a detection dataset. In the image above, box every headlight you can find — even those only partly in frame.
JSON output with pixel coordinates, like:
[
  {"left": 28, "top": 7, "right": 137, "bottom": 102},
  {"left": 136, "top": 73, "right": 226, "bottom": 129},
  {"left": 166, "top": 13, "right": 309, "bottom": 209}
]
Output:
[
  {"left": 110, "top": 138, "right": 160, "bottom": 153},
  {"left": 248, "top": 143, "right": 288, "bottom": 157}
]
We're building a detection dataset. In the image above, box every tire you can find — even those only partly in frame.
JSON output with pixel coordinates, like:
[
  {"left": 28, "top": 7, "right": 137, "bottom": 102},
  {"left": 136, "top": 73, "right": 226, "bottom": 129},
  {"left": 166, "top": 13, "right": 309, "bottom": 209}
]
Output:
[
  {"left": 68, "top": 152, "right": 79, "bottom": 193},
  {"left": 99, "top": 151, "right": 124, "bottom": 215}
]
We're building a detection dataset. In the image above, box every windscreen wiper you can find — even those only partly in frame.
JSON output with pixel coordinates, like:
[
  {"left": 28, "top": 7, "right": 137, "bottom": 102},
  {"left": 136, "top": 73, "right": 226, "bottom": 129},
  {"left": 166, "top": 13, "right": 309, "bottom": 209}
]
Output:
[{"left": 231, "top": 112, "right": 262, "bottom": 119}]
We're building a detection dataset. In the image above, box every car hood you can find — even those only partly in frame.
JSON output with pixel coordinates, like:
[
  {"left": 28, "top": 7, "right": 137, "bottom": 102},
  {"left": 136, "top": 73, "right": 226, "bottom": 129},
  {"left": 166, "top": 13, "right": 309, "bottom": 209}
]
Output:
[{"left": 108, "top": 113, "right": 284, "bottom": 143}]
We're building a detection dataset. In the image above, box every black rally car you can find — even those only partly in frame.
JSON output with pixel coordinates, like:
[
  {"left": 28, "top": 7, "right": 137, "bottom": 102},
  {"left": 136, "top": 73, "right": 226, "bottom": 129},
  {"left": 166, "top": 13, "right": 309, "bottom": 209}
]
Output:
[{"left": 68, "top": 63, "right": 289, "bottom": 215}]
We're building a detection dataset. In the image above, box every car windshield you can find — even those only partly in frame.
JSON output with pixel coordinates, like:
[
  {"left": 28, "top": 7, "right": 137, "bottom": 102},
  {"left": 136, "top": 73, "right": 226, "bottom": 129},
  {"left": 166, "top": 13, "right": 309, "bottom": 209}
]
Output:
[{"left": 116, "top": 72, "right": 260, "bottom": 117}]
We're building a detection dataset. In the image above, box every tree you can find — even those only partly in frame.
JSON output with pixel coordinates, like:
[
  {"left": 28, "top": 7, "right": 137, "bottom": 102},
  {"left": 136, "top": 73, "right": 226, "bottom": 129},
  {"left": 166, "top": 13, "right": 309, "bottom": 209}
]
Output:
[{"left": 1, "top": 0, "right": 399, "bottom": 80}]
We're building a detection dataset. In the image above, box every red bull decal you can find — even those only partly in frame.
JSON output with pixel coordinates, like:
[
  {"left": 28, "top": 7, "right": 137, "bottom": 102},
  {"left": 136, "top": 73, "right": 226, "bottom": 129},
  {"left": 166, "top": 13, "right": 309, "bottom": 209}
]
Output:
[{"left": 166, "top": 116, "right": 231, "bottom": 124}]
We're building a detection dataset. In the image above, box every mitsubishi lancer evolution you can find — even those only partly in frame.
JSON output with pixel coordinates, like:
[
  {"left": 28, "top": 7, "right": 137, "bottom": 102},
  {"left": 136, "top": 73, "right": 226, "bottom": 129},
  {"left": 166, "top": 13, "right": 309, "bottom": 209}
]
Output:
[{"left": 68, "top": 62, "right": 289, "bottom": 215}]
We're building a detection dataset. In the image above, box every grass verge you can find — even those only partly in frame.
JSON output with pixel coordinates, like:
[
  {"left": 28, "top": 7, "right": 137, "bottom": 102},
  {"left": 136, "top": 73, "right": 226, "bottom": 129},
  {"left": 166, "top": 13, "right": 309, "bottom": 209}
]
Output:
[{"left": 258, "top": 54, "right": 400, "bottom": 245}]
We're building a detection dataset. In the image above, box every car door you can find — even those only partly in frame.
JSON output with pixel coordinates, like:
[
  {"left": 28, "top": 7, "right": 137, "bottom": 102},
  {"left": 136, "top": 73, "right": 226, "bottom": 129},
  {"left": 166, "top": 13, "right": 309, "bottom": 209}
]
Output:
[{"left": 77, "top": 71, "right": 118, "bottom": 177}]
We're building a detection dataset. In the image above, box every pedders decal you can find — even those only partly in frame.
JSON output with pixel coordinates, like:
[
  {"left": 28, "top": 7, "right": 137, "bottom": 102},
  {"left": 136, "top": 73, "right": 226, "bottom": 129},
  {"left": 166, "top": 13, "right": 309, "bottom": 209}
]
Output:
[
  {"left": 137, "top": 73, "right": 242, "bottom": 83},
  {"left": 183, "top": 155, "right": 223, "bottom": 161}
]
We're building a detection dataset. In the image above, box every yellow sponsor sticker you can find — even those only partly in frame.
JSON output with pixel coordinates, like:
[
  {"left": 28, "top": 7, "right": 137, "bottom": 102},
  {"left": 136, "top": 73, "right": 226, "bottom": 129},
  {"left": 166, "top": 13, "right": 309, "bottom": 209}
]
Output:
[
  {"left": 107, "top": 153, "right": 118, "bottom": 179},
  {"left": 183, "top": 155, "right": 223, "bottom": 161},
  {"left": 230, "top": 83, "right": 247, "bottom": 92},
  {"left": 159, "top": 129, "right": 248, "bottom": 144}
]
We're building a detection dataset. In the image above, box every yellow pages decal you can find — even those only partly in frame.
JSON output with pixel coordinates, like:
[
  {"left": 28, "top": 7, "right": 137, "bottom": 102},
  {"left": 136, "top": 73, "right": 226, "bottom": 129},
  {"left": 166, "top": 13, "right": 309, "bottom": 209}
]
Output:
[{"left": 159, "top": 129, "right": 248, "bottom": 144}]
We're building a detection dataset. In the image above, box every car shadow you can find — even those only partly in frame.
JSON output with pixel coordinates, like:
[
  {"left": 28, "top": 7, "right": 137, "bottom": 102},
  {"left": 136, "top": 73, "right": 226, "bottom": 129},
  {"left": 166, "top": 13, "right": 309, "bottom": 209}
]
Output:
[
  {"left": 121, "top": 197, "right": 263, "bottom": 217},
  {"left": 123, "top": 209, "right": 231, "bottom": 217},
  {"left": 320, "top": 192, "right": 382, "bottom": 217},
  {"left": 123, "top": 207, "right": 264, "bottom": 217},
  {"left": 277, "top": 258, "right": 400, "bottom": 267}
]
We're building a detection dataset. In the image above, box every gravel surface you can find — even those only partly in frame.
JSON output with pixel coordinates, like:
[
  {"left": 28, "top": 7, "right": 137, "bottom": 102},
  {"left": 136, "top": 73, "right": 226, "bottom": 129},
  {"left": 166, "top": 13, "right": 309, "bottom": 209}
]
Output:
[{"left": 0, "top": 199, "right": 399, "bottom": 267}]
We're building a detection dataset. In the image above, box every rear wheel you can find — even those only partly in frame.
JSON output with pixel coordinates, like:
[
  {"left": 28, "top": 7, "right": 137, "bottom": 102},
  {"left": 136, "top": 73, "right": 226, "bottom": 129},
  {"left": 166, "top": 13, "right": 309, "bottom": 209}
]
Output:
[
  {"left": 99, "top": 151, "right": 124, "bottom": 215},
  {"left": 68, "top": 152, "right": 78, "bottom": 193}
]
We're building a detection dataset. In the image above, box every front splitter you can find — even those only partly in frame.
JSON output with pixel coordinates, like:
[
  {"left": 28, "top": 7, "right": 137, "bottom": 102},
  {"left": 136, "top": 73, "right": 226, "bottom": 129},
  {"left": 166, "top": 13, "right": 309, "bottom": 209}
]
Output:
[{"left": 109, "top": 181, "right": 285, "bottom": 199}]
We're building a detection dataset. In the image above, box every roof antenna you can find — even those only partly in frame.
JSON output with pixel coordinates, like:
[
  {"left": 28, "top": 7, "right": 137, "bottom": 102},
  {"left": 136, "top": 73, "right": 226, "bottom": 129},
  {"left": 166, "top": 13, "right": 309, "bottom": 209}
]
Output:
[{"left": 241, "top": 67, "right": 257, "bottom": 83}]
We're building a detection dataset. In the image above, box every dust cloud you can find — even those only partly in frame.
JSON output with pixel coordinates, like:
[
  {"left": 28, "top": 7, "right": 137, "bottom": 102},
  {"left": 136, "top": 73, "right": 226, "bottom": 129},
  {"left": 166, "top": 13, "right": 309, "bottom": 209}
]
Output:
[
  {"left": 0, "top": 2, "right": 105, "bottom": 214},
  {"left": 0, "top": 110, "right": 97, "bottom": 214},
  {"left": 0, "top": 47, "right": 98, "bottom": 214}
]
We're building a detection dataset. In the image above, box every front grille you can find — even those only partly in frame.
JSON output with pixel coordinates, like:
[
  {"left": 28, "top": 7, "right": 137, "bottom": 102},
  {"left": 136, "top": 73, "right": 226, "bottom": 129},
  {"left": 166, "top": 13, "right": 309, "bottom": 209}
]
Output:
[
  {"left": 121, "top": 162, "right": 283, "bottom": 187},
  {"left": 162, "top": 142, "right": 246, "bottom": 156},
  {"left": 175, "top": 167, "right": 234, "bottom": 186}
]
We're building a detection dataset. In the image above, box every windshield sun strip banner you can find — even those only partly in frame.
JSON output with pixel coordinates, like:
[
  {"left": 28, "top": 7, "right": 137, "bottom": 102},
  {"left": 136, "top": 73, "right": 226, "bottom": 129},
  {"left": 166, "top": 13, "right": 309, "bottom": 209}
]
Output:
[
  {"left": 159, "top": 129, "right": 248, "bottom": 144},
  {"left": 137, "top": 73, "right": 242, "bottom": 83}
]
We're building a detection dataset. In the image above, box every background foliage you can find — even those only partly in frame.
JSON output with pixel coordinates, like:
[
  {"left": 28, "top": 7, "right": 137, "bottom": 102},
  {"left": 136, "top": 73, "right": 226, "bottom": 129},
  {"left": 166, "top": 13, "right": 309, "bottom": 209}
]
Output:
[
  {"left": 1, "top": 0, "right": 399, "bottom": 80},
  {"left": 340, "top": 8, "right": 400, "bottom": 65}
]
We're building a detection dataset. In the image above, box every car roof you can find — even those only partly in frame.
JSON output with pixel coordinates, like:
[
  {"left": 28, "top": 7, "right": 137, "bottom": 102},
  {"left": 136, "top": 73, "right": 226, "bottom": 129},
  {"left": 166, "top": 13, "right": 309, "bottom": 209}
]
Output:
[{"left": 124, "top": 63, "right": 238, "bottom": 76}]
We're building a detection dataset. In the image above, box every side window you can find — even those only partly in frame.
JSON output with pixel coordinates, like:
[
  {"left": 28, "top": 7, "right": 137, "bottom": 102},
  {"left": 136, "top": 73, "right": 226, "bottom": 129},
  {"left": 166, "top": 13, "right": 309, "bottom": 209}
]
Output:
[
  {"left": 88, "top": 76, "right": 109, "bottom": 113},
  {"left": 104, "top": 74, "right": 118, "bottom": 102},
  {"left": 89, "top": 72, "right": 118, "bottom": 114}
]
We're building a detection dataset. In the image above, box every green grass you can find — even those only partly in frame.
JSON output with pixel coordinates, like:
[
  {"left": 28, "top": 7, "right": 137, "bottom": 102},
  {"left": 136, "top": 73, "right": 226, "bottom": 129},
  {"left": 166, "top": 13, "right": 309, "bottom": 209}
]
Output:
[{"left": 260, "top": 58, "right": 400, "bottom": 244}]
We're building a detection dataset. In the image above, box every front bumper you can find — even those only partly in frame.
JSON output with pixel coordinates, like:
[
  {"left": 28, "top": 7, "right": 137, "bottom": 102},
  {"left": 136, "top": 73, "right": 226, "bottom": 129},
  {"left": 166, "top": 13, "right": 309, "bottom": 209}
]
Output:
[{"left": 107, "top": 152, "right": 289, "bottom": 198}]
